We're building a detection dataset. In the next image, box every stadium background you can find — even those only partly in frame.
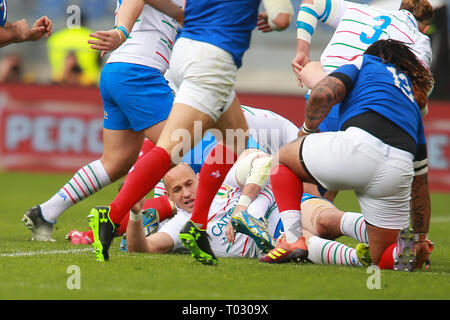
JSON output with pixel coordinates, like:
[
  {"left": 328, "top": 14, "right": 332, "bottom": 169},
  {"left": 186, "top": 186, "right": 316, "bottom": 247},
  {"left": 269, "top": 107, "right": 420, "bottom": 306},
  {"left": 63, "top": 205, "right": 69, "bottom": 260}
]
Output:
[
  {"left": 0, "top": 0, "right": 449, "bottom": 192},
  {"left": 0, "top": 0, "right": 449, "bottom": 302}
]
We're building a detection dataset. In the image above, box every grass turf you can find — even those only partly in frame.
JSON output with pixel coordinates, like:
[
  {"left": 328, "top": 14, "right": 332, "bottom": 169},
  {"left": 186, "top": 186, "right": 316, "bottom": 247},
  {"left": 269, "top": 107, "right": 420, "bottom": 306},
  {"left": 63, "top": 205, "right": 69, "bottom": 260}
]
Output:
[{"left": 0, "top": 171, "right": 449, "bottom": 300}]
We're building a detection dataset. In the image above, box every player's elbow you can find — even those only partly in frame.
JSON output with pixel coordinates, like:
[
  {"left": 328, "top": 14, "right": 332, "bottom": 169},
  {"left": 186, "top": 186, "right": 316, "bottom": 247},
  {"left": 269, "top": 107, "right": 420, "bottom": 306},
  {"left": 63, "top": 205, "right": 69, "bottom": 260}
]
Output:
[{"left": 271, "top": 13, "right": 291, "bottom": 30}]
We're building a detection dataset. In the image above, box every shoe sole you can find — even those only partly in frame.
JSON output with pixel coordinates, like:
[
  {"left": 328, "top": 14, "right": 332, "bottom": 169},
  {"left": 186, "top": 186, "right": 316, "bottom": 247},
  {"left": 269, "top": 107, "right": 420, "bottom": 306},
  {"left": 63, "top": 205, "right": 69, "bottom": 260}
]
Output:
[
  {"left": 231, "top": 217, "right": 275, "bottom": 254},
  {"left": 287, "top": 248, "right": 309, "bottom": 263},
  {"left": 88, "top": 209, "right": 107, "bottom": 262},
  {"left": 21, "top": 214, "right": 54, "bottom": 242},
  {"left": 394, "top": 228, "right": 415, "bottom": 272},
  {"left": 260, "top": 247, "right": 308, "bottom": 264},
  {"left": 179, "top": 233, "right": 218, "bottom": 266}
]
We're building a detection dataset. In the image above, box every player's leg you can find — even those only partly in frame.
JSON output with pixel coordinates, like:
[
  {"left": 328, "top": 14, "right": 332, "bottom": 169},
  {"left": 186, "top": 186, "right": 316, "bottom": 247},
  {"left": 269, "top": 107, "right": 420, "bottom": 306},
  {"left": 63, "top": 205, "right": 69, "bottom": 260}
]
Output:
[
  {"left": 300, "top": 196, "right": 368, "bottom": 243},
  {"left": 178, "top": 98, "right": 245, "bottom": 265},
  {"left": 188, "top": 95, "right": 247, "bottom": 229},
  {"left": 88, "top": 63, "right": 173, "bottom": 261},
  {"left": 305, "top": 232, "right": 369, "bottom": 267},
  {"left": 167, "top": 38, "right": 244, "bottom": 265},
  {"left": 300, "top": 197, "right": 343, "bottom": 239},
  {"left": 108, "top": 103, "right": 214, "bottom": 224},
  {"left": 260, "top": 137, "right": 312, "bottom": 263},
  {"left": 301, "top": 200, "right": 371, "bottom": 267},
  {"left": 22, "top": 126, "right": 144, "bottom": 241}
]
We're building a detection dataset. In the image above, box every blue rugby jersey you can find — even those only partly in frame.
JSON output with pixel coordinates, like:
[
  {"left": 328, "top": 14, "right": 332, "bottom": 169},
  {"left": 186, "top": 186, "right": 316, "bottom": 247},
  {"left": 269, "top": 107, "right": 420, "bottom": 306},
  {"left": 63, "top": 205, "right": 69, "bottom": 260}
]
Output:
[
  {"left": 181, "top": 0, "right": 261, "bottom": 68},
  {"left": 330, "top": 54, "right": 426, "bottom": 150}
]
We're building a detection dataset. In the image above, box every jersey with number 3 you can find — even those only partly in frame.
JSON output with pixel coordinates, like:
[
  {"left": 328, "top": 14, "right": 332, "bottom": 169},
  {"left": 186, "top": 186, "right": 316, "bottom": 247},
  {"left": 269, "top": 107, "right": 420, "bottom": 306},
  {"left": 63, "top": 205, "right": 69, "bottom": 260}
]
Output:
[
  {"left": 334, "top": 54, "right": 425, "bottom": 149},
  {"left": 321, "top": 1, "right": 432, "bottom": 73}
]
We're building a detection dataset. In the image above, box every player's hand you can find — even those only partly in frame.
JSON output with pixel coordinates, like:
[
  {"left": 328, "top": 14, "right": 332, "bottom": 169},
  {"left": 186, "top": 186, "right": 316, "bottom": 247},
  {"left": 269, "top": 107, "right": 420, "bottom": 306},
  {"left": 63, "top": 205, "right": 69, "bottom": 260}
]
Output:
[
  {"left": 31, "top": 16, "right": 53, "bottom": 39},
  {"left": 300, "top": 61, "right": 327, "bottom": 89},
  {"left": 257, "top": 12, "right": 273, "bottom": 33},
  {"left": 415, "top": 240, "right": 432, "bottom": 270},
  {"left": 225, "top": 205, "right": 248, "bottom": 244},
  {"left": 130, "top": 197, "right": 146, "bottom": 214},
  {"left": 292, "top": 55, "right": 311, "bottom": 87},
  {"left": 88, "top": 29, "right": 125, "bottom": 57},
  {"left": 292, "top": 40, "right": 312, "bottom": 87},
  {"left": 225, "top": 220, "right": 236, "bottom": 244}
]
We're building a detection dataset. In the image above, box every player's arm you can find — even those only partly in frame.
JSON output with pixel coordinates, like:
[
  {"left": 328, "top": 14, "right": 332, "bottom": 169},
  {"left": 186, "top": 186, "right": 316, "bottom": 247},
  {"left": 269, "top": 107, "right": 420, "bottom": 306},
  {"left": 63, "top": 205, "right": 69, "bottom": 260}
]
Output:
[
  {"left": 88, "top": 0, "right": 145, "bottom": 54},
  {"left": 0, "top": 17, "right": 51, "bottom": 48},
  {"left": 0, "top": 22, "right": 20, "bottom": 47},
  {"left": 293, "top": 0, "right": 343, "bottom": 85},
  {"left": 234, "top": 151, "right": 273, "bottom": 212},
  {"left": 298, "top": 61, "right": 327, "bottom": 89},
  {"left": 144, "top": 0, "right": 184, "bottom": 24},
  {"left": 88, "top": 0, "right": 183, "bottom": 55},
  {"left": 411, "top": 140, "right": 432, "bottom": 269},
  {"left": 303, "top": 73, "right": 347, "bottom": 133},
  {"left": 259, "top": 0, "right": 294, "bottom": 32},
  {"left": 225, "top": 150, "right": 273, "bottom": 243},
  {"left": 302, "top": 58, "right": 360, "bottom": 133}
]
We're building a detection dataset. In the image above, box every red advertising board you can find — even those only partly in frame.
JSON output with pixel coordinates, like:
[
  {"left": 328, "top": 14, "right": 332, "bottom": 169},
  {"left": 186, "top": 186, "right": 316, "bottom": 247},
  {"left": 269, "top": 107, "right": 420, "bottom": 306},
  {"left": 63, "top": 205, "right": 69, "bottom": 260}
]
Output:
[
  {"left": 0, "top": 84, "right": 103, "bottom": 172},
  {"left": 0, "top": 84, "right": 449, "bottom": 192}
]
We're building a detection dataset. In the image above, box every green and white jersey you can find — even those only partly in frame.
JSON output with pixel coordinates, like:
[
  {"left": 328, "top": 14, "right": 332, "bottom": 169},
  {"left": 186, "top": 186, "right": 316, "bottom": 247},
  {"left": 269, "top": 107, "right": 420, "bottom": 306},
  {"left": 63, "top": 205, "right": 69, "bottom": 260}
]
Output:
[
  {"left": 241, "top": 105, "right": 299, "bottom": 155},
  {"left": 107, "top": 0, "right": 183, "bottom": 74},
  {"left": 320, "top": 0, "right": 432, "bottom": 73}
]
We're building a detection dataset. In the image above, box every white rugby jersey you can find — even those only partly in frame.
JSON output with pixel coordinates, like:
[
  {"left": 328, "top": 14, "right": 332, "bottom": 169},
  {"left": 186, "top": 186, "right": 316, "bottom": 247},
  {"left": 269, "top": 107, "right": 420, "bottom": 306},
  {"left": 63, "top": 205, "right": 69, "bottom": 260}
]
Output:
[
  {"left": 242, "top": 105, "right": 299, "bottom": 155},
  {"left": 156, "top": 168, "right": 278, "bottom": 258},
  {"left": 107, "top": 0, "right": 183, "bottom": 73},
  {"left": 321, "top": 1, "right": 432, "bottom": 73}
]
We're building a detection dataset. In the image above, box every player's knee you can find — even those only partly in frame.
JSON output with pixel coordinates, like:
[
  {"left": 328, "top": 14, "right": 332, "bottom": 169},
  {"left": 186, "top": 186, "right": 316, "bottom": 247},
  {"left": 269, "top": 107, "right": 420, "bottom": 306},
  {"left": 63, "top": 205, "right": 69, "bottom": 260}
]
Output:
[
  {"left": 101, "top": 154, "right": 136, "bottom": 181},
  {"left": 316, "top": 210, "right": 342, "bottom": 239}
]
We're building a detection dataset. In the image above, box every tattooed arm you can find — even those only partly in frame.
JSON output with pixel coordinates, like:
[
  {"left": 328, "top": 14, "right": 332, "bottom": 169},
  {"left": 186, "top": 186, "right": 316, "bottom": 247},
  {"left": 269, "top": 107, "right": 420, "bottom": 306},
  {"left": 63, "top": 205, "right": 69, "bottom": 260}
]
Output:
[
  {"left": 411, "top": 171, "right": 432, "bottom": 269},
  {"left": 411, "top": 173, "right": 431, "bottom": 235},
  {"left": 411, "top": 139, "right": 432, "bottom": 269},
  {"left": 304, "top": 75, "right": 347, "bottom": 132}
]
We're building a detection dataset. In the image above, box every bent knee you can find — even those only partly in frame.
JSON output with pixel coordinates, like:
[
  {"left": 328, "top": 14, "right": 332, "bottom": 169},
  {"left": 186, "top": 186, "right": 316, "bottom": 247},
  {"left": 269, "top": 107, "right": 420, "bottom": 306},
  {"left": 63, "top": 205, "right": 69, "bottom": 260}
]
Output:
[{"left": 316, "top": 209, "right": 343, "bottom": 240}]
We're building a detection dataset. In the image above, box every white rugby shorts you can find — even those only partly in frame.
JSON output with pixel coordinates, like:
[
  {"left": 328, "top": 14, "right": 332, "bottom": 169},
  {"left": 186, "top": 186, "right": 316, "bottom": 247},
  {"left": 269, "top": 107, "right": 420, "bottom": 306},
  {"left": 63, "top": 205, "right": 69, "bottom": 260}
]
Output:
[
  {"left": 301, "top": 127, "right": 414, "bottom": 229},
  {"left": 169, "top": 37, "right": 237, "bottom": 122}
]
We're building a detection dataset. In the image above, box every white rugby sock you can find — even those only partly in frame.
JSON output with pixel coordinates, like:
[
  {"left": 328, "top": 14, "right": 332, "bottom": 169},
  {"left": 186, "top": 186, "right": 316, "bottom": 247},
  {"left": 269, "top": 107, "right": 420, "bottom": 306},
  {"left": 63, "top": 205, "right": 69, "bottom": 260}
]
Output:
[
  {"left": 306, "top": 236, "right": 360, "bottom": 266},
  {"left": 340, "top": 212, "right": 368, "bottom": 244},
  {"left": 281, "top": 210, "right": 303, "bottom": 243},
  {"left": 40, "top": 160, "right": 111, "bottom": 223}
]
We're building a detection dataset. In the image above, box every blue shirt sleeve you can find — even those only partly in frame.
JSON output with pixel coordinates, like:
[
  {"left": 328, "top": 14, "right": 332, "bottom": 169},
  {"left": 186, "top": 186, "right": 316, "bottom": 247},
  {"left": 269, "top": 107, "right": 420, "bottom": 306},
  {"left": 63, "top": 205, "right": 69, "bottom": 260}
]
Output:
[{"left": 0, "top": 0, "right": 7, "bottom": 27}]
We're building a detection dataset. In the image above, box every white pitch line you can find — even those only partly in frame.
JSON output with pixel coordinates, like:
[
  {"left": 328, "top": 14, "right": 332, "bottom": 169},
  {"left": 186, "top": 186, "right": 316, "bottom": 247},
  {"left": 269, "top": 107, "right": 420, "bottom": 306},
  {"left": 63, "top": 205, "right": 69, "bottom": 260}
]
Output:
[{"left": 0, "top": 248, "right": 92, "bottom": 257}]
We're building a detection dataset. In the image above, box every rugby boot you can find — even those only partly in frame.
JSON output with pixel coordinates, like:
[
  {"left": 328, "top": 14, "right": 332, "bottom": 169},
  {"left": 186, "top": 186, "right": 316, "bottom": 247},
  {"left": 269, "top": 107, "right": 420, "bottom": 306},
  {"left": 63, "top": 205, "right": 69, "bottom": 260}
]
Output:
[
  {"left": 355, "top": 243, "right": 372, "bottom": 267},
  {"left": 22, "top": 205, "right": 55, "bottom": 241},
  {"left": 231, "top": 210, "right": 276, "bottom": 254},
  {"left": 393, "top": 228, "right": 416, "bottom": 272},
  {"left": 259, "top": 234, "right": 308, "bottom": 263},
  {"left": 88, "top": 206, "right": 118, "bottom": 262},
  {"left": 179, "top": 220, "right": 218, "bottom": 266}
]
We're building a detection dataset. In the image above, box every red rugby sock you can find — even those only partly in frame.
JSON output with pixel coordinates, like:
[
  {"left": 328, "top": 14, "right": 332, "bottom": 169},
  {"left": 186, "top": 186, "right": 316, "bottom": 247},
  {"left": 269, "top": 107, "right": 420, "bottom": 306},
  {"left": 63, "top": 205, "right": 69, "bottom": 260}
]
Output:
[
  {"left": 270, "top": 164, "right": 303, "bottom": 212},
  {"left": 190, "top": 144, "right": 237, "bottom": 229},
  {"left": 378, "top": 243, "right": 396, "bottom": 270},
  {"left": 109, "top": 146, "right": 171, "bottom": 225}
]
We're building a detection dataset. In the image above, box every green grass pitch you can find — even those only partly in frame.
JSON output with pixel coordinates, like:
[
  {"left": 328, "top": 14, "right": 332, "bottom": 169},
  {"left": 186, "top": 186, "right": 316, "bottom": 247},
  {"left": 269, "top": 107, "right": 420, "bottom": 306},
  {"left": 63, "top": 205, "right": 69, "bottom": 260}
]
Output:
[{"left": 0, "top": 171, "right": 449, "bottom": 300}]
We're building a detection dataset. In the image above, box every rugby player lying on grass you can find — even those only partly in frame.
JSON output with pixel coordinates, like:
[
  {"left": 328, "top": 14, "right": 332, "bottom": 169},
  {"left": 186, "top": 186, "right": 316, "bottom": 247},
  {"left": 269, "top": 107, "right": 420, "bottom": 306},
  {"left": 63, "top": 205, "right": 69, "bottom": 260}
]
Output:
[{"left": 114, "top": 150, "right": 382, "bottom": 267}]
